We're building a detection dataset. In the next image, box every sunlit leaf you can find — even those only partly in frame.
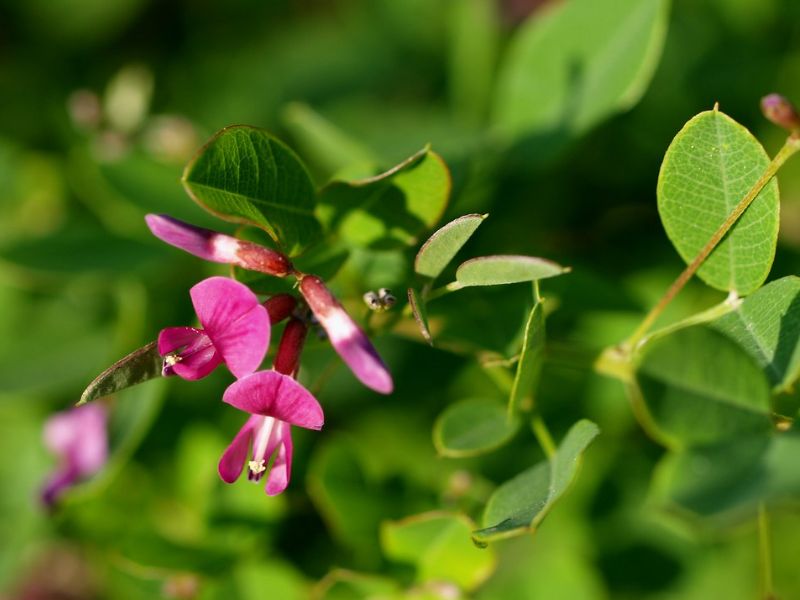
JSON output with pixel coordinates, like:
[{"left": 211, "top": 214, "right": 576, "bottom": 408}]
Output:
[
  {"left": 473, "top": 419, "right": 599, "bottom": 543},
  {"left": 182, "top": 126, "right": 322, "bottom": 256},
  {"left": 415, "top": 213, "right": 486, "bottom": 280},
  {"left": 509, "top": 300, "right": 545, "bottom": 414},
  {"left": 456, "top": 255, "right": 568, "bottom": 287},
  {"left": 434, "top": 398, "right": 519, "bottom": 458},
  {"left": 635, "top": 325, "right": 773, "bottom": 448},
  {"left": 711, "top": 276, "right": 800, "bottom": 394},
  {"left": 318, "top": 148, "right": 451, "bottom": 249},
  {"left": 657, "top": 109, "right": 779, "bottom": 294},
  {"left": 382, "top": 512, "right": 496, "bottom": 591},
  {"left": 493, "top": 0, "right": 670, "bottom": 142},
  {"left": 79, "top": 342, "right": 161, "bottom": 405}
]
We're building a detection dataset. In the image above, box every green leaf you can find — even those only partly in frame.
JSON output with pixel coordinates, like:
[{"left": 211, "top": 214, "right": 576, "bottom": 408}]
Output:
[
  {"left": 711, "top": 276, "right": 800, "bottom": 394},
  {"left": 448, "top": 0, "right": 500, "bottom": 125},
  {"left": 473, "top": 419, "right": 599, "bottom": 543},
  {"left": 493, "top": 0, "right": 669, "bottom": 141},
  {"left": 317, "top": 148, "right": 451, "bottom": 249},
  {"left": 381, "top": 512, "right": 496, "bottom": 591},
  {"left": 656, "top": 427, "right": 800, "bottom": 520},
  {"left": 314, "top": 569, "right": 401, "bottom": 600},
  {"left": 408, "top": 287, "right": 433, "bottom": 345},
  {"left": 657, "top": 109, "right": 779, "bottom": 294},
  {"left": 433, "top": 398, "right": 520, "bottom": 458},
  {"left": 635, "top": 325, "right": 773, "bottom": 448},
  {"left": 78, "top": 341, "right": 162, "bottom": 404},
  {"left": 456, "top": 255, "right": 569, "bottom": 287},
  {"left": 182, "top": 125, "right": 322, "bottom": 256},
  {"left": 415, "top": 213, "right": 487, "bottom": 280},
  {"left": 509, "top": 300, "right": 545, "bottom": 414}
]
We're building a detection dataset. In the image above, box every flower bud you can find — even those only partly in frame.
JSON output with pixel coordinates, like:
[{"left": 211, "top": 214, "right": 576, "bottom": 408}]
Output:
[{"left": 761, "top": 94, "right": 800, "bottom": 131}]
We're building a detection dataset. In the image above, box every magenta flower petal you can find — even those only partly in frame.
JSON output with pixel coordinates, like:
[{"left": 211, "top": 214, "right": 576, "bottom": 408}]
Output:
[
  {"left": 300, "top": 276, "right": 393, "bottom": 394},
  {"left": 42, "top": 403, "right": 108, "bottom": 506},
  {"left": 218, "top": 415, "right": 257, "bottom": 483},
  {"left": 265, "top": 422, "right": 293, "bottom": 496},
  {"left": 222, "top": 371, "right": 324, "bottom": 430},
  {"left": 158, "top": 326, "right": 202, "bottom": 355},
  {"left": 189, "top": 277, "right": 270, "bottom": 378},
  {"left": 145, "top": 214, "right": 240, "bottom": 263}
]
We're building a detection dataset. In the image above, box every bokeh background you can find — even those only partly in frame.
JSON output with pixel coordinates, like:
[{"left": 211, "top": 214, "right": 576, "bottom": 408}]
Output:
[{"left": 3, "top": 0, "right": 800, "bottom": 598}]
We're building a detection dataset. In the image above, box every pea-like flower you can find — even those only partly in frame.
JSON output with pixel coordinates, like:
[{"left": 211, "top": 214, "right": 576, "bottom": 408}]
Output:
[
  {"left": 300, "top": 275, "right": 393, "bottom": 394},
  {"left": 218, "top": 370, "right": 323, "bottom": 495},
  {"left": 41, "top": 403, "right": 108, "bottom": 507},
  {"left": 159, "top": 276, "right": 269, "bottom": 380}
]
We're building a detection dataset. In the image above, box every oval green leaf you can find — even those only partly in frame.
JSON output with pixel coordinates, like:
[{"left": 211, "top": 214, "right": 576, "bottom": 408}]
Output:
[
  {"left": 456, "top": 255, "right": 568, "bottom": 287},
  {"left": 415, "top": 213, "right": 487, "bottom": 280},
  {"left": 635, "top": 325, "right": 773, "bottom": 448},
  {"left": 473, "top": 419, "right": 599, "bottom": 543},
  {"left": 509, "top": 301, "right": 545, "bottom": 414},
  {"left": 182, "top": 125, "right": 322, "bottom": 256},
  {"left": 657, "top": 109, "right": 779, "bottom": 294},
  {"left": 711, "top": 276, "right": 800, "bottom": 394},
  {"left": 434, "top": 398, "right": 520, "bottom": 458},
  {"left": 408, "top": 287, "right": 433, "bottom": 346},
  {"left": 317, "top": 148, "right": 451, "bottom": 249},
  {"left": 381, "top": 512, "right": 496, "bottom": 591},
  {"left": 79, "top": 341, "right": 162, "bottom": 405},
  {"left": 493, "top": 0, "right": 669, "bottom": 142}
]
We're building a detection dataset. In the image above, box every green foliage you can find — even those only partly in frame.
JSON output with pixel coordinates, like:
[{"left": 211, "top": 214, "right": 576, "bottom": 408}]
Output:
[
  {"left": 79, "top": 341, "right": 161, "bottom": 404},
  {"left": 509, "top": 299, "right": 545, "bottom": 414},
  {"left": 318, "top": 148, "right": 451, "bottom": 249},
  {"left": 493, "top": 0, "right": 670, "bottom": 145},
  {"left": 433, "top": 398, "right": 519, "bottom": 457},
  {"left": 381, "top": 512, "right": 496, "bottom": 590},
  {"left": 474, "top": 420, "right": 600, "bottom": 543},
  {"left": 657, "top": 110, "right": 779, "bottom": 294},
  {"left": 456, "top": 255, "right": 569, "bottom": 287},
  {"left": 414, "top": 213, "right": 486, "bottom": 280},
  {"left": 182, "top": 126, "right": 322, "bottom": 256}
]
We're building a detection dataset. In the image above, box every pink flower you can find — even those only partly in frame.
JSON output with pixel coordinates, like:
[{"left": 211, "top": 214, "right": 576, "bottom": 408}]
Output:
[
  {"left": 218, "top": 319, "right": 323, "bottom": 495},
  {"left": 41, "top": 403, "right": 108, "bottom": 507},
  {"left": 299, "top": 275, "right": 393, "bottom": 394},
  {"left": 159, "top": 277, "right": 269, "bottom": 380},
  {"left": 145, "top": 214, "right": 292, "bottom": 276}
]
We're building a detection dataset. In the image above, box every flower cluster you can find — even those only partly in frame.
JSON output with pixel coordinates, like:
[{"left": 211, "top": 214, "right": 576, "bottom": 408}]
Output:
[{"left": 148, "top": 214, "right": 393, "bottom": 495}]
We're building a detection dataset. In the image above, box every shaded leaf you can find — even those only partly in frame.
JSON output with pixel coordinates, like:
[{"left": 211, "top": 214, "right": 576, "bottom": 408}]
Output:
[
  {"left": 434, "top": 398, "right": 520, "bottom": 457},
  {"left": 473, "top": 419, "right": 599, "bottom": 543},
  {"left": 657, "top": 427, "right": 800, "bottom": 520},
  {"left": 182, "top": 125, "right": 322, "bottom": 256},
  {"left": 509, "top": 300, "right": 545, "bottom": 414},
  {"left": 408, "top": 288, "right": 433, "bottom": 345},
  {"left": 493, "top": 0, "right": 669, "bottom": 142},
  {"left": 635, "top": 325, "right": 773, "bottom": 448},
  {"left": 456, "top": 255, "right": 568, "bottom": 287},
  {"left": 657, "top": 109, "right": 779, "bottom": 294},
  {"left": 415, "top": 213, "right": 487, "bottom": 280},
  {"left": 318, "top": 148, "right": 451, "bottom": 249},
  {"left": 711, "top": 276, "right": 800, "bottom": 394},
  {"left": 79, "top": 342, "right": 161, "bottom": 405},
  {"left": 381, "top": 512, "right": 496, "bottom": 591}
]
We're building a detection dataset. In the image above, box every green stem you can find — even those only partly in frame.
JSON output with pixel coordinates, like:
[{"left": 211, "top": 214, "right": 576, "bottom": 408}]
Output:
[
  {"left": 425, "top": 281, "right": 463, "bottom": 303},
  {"left": 624, "top": 135, "right": 800, "bottom": 350},
  {"left": 758, "top": 503, "right": 776, "bottom": 600},
  {"left": 531, "top": 414, "right": 556, "bottom": 459}
]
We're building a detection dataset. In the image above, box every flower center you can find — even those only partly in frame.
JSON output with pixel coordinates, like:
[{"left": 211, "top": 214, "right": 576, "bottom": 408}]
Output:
[
  {"left": 248, "top": 416, "right": 278, "bottom": 482},
  {"left": 248, "top": 459, "right": 266, "bottom": 475}
]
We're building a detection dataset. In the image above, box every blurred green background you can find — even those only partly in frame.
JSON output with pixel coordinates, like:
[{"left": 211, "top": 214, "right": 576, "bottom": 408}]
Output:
[{"left": 3, "top": 0, "right": 800, "bottom": 598}]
